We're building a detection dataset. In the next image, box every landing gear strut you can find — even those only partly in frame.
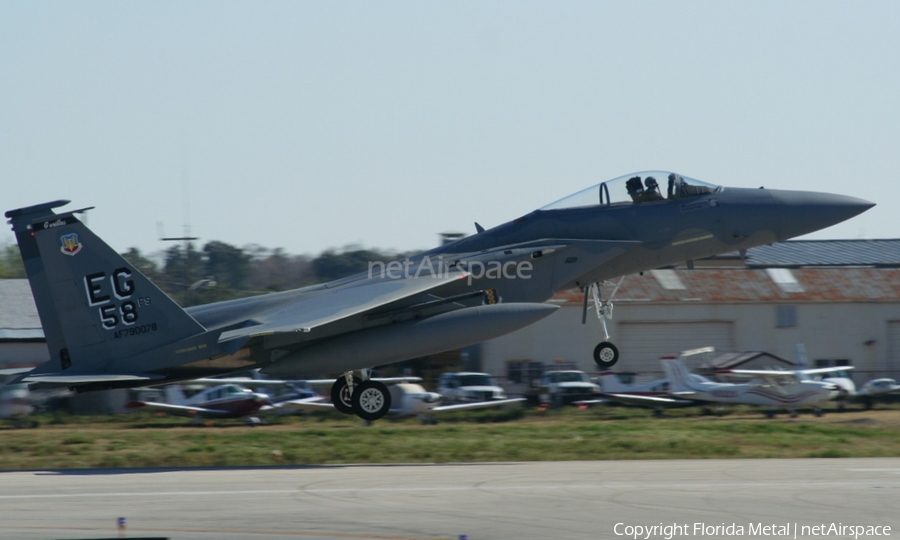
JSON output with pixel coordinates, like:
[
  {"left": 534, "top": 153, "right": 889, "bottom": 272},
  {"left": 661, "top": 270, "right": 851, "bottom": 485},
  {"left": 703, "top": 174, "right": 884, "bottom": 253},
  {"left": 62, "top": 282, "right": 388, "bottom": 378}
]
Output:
[
  {"left": 330, "top": 374, "right": 362, "bottom": 415},
  {"left": 583, "top": 278, "right": 623, "bottom": 368},
  {"left": 330, "top": 371, "right": 392, "bottom": 421}
]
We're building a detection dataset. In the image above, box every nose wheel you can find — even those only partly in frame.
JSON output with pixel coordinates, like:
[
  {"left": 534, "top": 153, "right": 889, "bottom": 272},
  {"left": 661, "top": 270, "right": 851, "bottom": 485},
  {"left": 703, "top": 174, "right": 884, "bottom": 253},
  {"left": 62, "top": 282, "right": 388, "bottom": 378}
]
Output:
[
  {"left": 330, "top": 373, "right": 392, "bottom": 421},
  {"left": 593, "top": 341, "right": 619, "bottom": 368}
]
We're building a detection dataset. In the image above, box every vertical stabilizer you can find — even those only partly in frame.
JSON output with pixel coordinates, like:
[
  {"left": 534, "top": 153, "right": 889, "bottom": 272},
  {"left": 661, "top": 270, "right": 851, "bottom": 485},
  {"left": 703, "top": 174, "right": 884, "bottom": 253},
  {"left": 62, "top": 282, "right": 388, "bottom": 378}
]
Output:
[
  {"left": 5, "top": 201, "right": 206, "bottom": 376},
  {"left": 164, "top": 385, "right": 188, "bottom": 406},
  {"left": 795, "top": 343, "right": 808, "bottom": 370},
  {"left": 597, "top": 372, "right": 630, "bottom": 393},
  {"left": 661, "top": 359, "right": 697, "bottom": 392}
]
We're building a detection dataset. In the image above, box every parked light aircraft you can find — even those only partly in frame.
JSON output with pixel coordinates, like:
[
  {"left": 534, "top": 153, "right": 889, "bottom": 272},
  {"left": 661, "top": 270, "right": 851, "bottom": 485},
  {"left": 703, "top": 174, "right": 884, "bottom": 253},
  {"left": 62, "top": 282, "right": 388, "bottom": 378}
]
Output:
[
  {"left": 858, "top": 378, "right": 900, "bottom": 395},
  {"left": 0, "top": 383, "right": 38, "bottom": 428},
  {"left": 731, "top": 368, "right": 900, "bottom": 410},
  {"left": 588, "top": 372, "right": 694, "bottom": 410},
  {"left": 851, "top": 379, "right": 900, "bottom": 409},
  {"left": 0, "top": 369, "right": 40, "bottom": 428},
  {"left": 765, "top": 344, "right": 900, "bottom": 409},
  {"left": 6, "top": 171, "right": 873, "bottom": 421},
  {"left": 126, "top": 383, "right": 323, "bottom": 425},
  {"left": 664, "top": 358, "right": 837, "bottom": 417},
  {"left": 717, "top": 366, "right": 856, "bottom": 393},
  {"left": 287, "top": 382, "right": 525, "bottom": 424}
]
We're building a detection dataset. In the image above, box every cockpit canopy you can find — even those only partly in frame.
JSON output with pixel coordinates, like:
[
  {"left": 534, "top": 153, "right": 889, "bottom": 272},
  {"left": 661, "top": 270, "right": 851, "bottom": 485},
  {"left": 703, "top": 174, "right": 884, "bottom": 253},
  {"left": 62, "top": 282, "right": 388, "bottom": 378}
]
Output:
[
  {"left": 204, "top": 384, "right": 248, "bottom": 401},
  {"left": 540, "top": 171, "right": 721, "bottom": 211}
]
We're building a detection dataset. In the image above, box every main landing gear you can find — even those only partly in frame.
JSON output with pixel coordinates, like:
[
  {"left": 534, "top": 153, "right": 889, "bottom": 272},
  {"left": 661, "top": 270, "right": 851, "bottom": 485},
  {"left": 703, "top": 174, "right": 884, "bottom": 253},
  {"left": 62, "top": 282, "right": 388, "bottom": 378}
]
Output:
[
  {"left": 582, "top": 278, "right": 623, "bottom": 369},
  {"left": 330, "top": 371, "right": 392, "bottom": 422}
]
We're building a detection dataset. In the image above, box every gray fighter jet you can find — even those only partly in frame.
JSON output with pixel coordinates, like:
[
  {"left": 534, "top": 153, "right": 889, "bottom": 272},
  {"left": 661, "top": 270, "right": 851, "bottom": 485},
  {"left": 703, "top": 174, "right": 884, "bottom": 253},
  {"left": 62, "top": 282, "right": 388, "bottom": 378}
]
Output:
[{"left": 4, "top": 171, "right": 873, "bottom": 420}]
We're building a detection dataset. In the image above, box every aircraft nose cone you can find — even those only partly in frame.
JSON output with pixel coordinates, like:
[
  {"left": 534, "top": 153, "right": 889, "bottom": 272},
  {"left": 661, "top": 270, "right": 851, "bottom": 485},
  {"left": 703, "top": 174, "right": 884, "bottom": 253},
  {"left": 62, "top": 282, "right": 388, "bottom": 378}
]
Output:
[{"left": 771, "top": 190, "right": 875, "bottom": 240}]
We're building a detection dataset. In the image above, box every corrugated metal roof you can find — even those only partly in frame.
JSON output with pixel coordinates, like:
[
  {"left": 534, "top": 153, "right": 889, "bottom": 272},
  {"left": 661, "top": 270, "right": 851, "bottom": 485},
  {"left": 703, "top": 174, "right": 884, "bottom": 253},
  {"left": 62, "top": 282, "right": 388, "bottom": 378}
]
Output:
[
  {"left": 744, "top": 239, "right": 900, "bottom": 267},
  {"left": 0, "top": 280, "right": 43, "bottom": 337},
  {"left": 553, "top": 267, "right": 900, "bottom": 303}
]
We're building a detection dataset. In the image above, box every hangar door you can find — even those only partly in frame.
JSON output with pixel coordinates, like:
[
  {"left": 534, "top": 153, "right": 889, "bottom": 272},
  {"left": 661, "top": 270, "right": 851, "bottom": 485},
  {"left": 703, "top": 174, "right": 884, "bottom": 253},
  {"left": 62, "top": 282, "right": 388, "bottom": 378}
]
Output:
[
  {"left": 618, "top": 321, "right": 734, "bottom": 379},
  {"left": 888, "top": 321, "right": 900, "bottom": 379}
]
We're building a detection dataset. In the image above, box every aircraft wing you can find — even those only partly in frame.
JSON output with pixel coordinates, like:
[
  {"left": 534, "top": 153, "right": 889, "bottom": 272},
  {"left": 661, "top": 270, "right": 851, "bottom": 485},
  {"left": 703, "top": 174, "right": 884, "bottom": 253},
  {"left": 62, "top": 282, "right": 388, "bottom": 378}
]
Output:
[
  {"left": 125, "top": 400, "right": 234, "bottom": 418},
  {"left": 799, "top": 366, "right": 856, "bottom": 376},
  {"left": 571, "top": 398, "right": 610, "bottom": 406},
  {"left": 189, "top": 378, "right": 313, "bottom": 386},
  {"left": 431, "top": 397, "right": 526, "bottom": 412},
  {"left": 721, "top": 367, "right": 854, "bottom": 378},
  {"left": 273, "top": 399, "right": 337, "bottom": 411},
  {"left": 216, "top": 237, "right": 638, "bottom": 351},
  {"left": 597, "top": 393, "right": 697, "bottom": 407},
  {"left": 717, "top": 369, "right": 803, "bottom": 379},
  {"left": 264, "top": 397, "right": 332, "bottom": 411},
  {"left": 217, "top": 271, "right": 470, "bottom": 350},
  {"left": 190, "top": 377, "right": 422, "bottom": 386}
]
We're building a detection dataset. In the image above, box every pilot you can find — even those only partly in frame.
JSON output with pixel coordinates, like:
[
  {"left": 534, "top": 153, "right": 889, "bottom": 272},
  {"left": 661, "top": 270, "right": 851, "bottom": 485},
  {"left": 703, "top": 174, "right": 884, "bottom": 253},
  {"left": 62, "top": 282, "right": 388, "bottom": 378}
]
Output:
[
  {"left": 669, "top": 172, "right": 715, "bottom": 198},
  {"left": 667, "top": 173, "right": 680, "bottom": 199},
  {"left": 641, "top": 177, "right": 665, "bottom": 202}
]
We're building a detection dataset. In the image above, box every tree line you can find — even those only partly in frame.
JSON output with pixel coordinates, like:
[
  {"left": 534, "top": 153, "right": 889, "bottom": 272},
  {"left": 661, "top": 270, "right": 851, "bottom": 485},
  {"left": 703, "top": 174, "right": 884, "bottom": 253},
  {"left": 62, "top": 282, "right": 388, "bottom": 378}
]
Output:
[{"left": 0, "top": 241, "right": 409, "bottom": 307}]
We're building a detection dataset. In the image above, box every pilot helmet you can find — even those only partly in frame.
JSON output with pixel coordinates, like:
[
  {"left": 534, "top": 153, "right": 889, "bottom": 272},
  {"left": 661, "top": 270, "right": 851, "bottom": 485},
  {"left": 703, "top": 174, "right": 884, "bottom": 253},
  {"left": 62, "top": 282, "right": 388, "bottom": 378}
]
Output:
[{"left": 645, "top": 177, "right": 658, "bottom": 189}]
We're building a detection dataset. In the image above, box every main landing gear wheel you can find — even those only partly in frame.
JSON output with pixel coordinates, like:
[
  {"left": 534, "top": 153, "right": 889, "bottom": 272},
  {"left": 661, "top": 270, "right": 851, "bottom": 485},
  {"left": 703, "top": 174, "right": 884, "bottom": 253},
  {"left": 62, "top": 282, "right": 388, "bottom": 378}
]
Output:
[
  {"left": 593, "top": 341, "right": 619, "bottom": 368},
  {"left": 351, "top": 380, "right": 392, "bottom": 422},
  {"left": 331, "top": 376, "right": 362, "bottom": 415}
]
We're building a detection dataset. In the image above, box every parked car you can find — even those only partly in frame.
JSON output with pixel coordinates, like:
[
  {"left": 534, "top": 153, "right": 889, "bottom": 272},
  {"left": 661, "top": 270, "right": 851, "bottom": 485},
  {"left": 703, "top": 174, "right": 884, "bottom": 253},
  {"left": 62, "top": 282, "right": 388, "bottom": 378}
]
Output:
[
  {"left": 538, "top": 370, "right": 601, "bottom": 406},
  {"left": 437, "top": 372, "right": 507, "bottom": 403}
]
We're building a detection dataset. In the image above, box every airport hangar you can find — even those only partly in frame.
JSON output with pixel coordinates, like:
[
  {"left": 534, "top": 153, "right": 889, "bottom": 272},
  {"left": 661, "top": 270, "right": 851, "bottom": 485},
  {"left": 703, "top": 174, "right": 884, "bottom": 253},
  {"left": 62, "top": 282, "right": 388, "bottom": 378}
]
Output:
[
  {"left": 3, "top": 238, "right": 900, "bottom": 396},
  {"left": 471, "top": 239, "right": 900, "bottom": 393},
  {"left": 0, "top": 280, "right": 47, "bottom": 370}
]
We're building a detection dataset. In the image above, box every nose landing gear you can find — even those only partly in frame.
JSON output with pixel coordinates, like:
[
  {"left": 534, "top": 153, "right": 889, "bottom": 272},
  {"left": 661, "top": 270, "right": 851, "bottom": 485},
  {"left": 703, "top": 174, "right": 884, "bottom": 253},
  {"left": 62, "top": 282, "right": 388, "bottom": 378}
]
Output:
[{"left": 582, "top": 278, "right": 623, "bottom": 368}]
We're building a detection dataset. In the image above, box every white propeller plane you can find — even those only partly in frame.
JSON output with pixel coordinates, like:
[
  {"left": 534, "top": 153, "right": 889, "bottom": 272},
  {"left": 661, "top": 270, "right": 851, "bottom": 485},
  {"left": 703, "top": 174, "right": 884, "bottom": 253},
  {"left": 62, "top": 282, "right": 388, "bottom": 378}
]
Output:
[
  {"left": 575, "top": 372, "right": 695, "bottom": 414},
  {"left": 282, "top": 381, "right": 524, "bottom": 424},
  {"left": 0, "top": 383, "right": 38, "bottom": 428},
  {"left": 664, "top": 358, "right": 837, "bottom": 418},
  {"left": 768, "top": 344, "right": 900, "bottom": 409},
  {"left": 784, "top": 369, "right": 900, "bottom": 410}
]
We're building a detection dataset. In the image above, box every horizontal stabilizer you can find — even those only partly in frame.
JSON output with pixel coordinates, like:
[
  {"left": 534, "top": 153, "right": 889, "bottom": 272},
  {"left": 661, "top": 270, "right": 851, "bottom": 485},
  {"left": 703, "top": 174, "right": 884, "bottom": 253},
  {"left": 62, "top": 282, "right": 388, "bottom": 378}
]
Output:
[{"left": 0, "top": 367, "right": 35, "bottom": 377}]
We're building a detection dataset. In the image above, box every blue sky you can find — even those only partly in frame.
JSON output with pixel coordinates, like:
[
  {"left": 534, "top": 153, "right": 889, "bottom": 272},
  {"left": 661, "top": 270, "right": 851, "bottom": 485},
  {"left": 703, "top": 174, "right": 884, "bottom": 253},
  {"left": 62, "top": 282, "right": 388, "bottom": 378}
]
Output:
[{"left": 2, "top": 1, "right": 897, "bottom": 257}]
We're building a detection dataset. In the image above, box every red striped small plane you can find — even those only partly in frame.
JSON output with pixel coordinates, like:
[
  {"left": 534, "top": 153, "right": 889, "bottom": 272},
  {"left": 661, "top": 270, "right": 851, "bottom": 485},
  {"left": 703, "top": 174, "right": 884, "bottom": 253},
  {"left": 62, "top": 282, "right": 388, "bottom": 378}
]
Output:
[
  {"left": 126, "top": 382, "right": 322, "bottom": 425},
  {"left": 663, "top": 357, "right": 836, "bottom": 418}
]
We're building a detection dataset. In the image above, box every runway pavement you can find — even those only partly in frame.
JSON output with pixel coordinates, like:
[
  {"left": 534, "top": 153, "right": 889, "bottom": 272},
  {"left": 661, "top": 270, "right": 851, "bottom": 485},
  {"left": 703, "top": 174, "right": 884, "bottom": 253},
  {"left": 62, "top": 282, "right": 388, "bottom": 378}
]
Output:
[{"left": 1, "top": 458, "right": 899, "bottom": 540}]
